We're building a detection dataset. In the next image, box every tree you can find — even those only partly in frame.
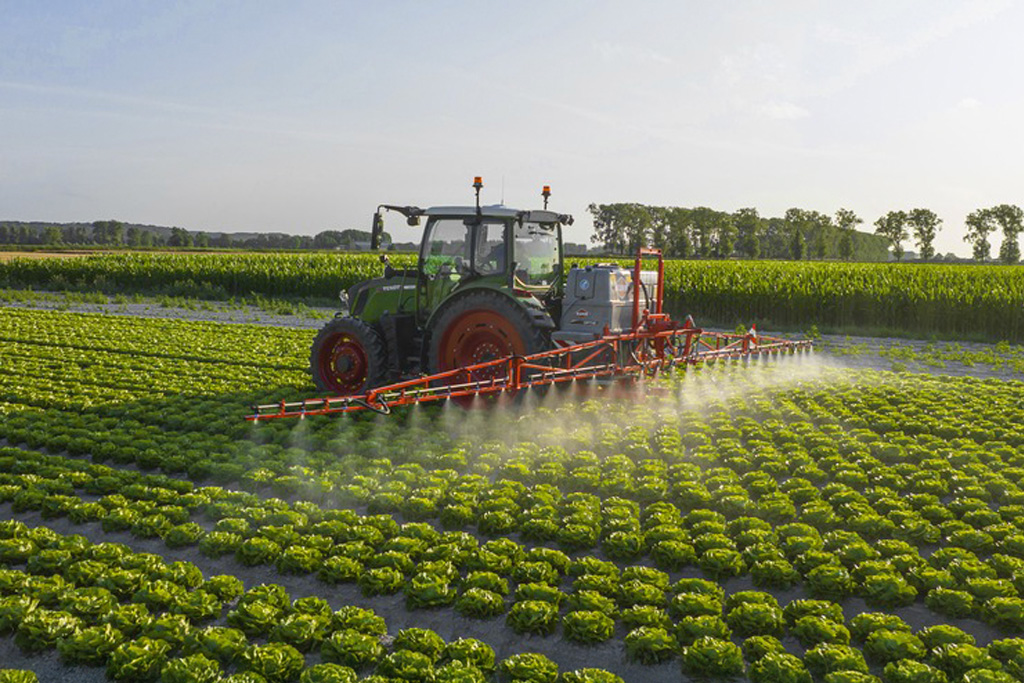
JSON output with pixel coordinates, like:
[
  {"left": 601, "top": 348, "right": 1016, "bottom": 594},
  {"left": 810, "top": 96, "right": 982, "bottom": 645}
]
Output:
[
  {"left": 733, "top": 208, "right": 762, "bottom": 258},
  {"left": 988, "top": 204, "right": 1024, "bottom": 265},
  {"left": 964, "top": 209, "right": 995, "bottom": 262},
  {"left": 711, "top": 212, "right": 737, "bottom": 258},
  {"left": 619, "top": 203, "right": 652, "bottom": 254},
  {"left": 589, "top": 203, "right": 626, "bottom": 254},
  {"left": 691, "top": 207, "right": 719, "bottom": 257},
  {"left": 834, "top": 208, "right": 861, "bottom": 262},
  {"left": 791, "top": 210, "right": 834, "bottom": 260},
  {"left": 91, "top": 221, "right": 107, "bottom": 244},
  {"left": 664, "top": 207, "right": 692, "bottom": 258},
  {"left": 43, "top": 226, "right": 62, "bottom": 245},
  {"left": 789, "top": 227, "right": 806, "bottom": 260},
  {"left": 648, "top": 207, "right": 669, "bottom": 252},
  {"left": 194, "top": 232, "right": 210, "bottom": 248},
  {"left": 314, "top": 230, "right": 345, "bottom": 249},
  {"left": 761, "top": 217, "right": 788, "bottom": 259},
  {"left": 812, "top": 225, "right": 830, "bottom": 259},
  {"left": 906, "top": 209, "right": 941, "bottom": 260},
  {"left": 91, "top": 220, "right": 124, "bottom": 245},
  {"left": 837, "top": 230, "right": 854, "bottom": 261},
  {"left": 834, "top": 208, "right": 863, "bottom": 233},
  {"left": 783, "top": 208, "right": 813, "bottom": 260},
  {"left": 126, "top": 226, "right": 142, "bottom": 247},
  {"left": 874, "top": 211, "right": 909, "bottom": 260},
  {"left": 109, "top": 220, "right": 124, "bottom": 245},
  {"left": 167, "top": 227, "right": 193, "bottom": 247}
]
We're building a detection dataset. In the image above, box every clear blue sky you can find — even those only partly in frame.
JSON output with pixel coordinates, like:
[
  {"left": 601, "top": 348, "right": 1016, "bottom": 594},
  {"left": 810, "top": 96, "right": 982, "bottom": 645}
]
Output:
[{"left": 1, "top": 0, "right": 1021, "bottom": 254}]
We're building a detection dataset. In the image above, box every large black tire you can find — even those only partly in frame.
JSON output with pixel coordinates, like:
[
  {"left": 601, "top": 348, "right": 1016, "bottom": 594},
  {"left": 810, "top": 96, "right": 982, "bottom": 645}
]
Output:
[
  {"left": 310, "top": 317, "right": 388, "bottom": 394},
  {"left": 428, "top": 290, "right": 550, "bottom": 379}
]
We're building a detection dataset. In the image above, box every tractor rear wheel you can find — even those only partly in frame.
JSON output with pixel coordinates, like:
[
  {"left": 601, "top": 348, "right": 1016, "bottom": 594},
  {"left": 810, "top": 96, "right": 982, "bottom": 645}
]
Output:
[
  {"left": 429, "top": 291, "right": 549, "bottom": 384},
  {"left": 310, "top": 317, "right": 387, "bottom": 394}
]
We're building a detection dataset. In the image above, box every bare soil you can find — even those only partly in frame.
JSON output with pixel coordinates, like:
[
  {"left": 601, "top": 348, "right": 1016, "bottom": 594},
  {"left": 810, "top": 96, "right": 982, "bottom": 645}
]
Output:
[
  {"left": 0, "top": 250, "right": 98, "bottom": 261},
  {"left": 0, "top": 249, "right": 233, "bottom": 261}
]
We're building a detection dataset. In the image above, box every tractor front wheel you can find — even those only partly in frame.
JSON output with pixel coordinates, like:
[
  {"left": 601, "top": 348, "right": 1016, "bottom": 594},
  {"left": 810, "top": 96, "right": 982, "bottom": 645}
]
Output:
[{"left": 310, "top": 317, "right": 387, "bottom": 394}]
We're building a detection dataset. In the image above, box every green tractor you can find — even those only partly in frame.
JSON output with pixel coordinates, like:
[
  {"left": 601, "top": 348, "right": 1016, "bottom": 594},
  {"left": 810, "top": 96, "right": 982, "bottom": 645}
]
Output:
[{"left": 311, "top": 178, "right": 574, "bottom": 394}]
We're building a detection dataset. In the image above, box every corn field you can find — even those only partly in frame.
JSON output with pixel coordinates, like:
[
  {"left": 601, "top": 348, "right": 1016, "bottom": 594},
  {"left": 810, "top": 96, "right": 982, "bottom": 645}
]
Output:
[
  {"left": 1, "top": 252, "right": 1022, "bottom": 340},
  {"left": 650, "top": 260, "right": 1024, "bottom": 341}
]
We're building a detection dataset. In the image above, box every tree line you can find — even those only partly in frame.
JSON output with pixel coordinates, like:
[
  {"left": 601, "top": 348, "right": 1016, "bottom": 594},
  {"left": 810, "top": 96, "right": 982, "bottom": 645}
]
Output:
[
  {"left": 588, "top": 204, "right": 890, "bottom": 261},
  {"left": 0, "top": 221, "right": 388, "bottom": 251},
  {"left": 592, "top": 202, "right": 1024, "bottom": 263},
  {"left": 872, "top": 204, "right": 1024, "bottom": 264},
  {"left": 6, "top": 203, "right": 1023, "bottom": 262}
]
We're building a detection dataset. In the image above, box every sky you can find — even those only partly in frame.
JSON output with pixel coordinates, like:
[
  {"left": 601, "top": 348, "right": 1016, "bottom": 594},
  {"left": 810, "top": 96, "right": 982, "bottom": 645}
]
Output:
[{"left": 1, "top": 0, "right": 1022, "bottom": 255}]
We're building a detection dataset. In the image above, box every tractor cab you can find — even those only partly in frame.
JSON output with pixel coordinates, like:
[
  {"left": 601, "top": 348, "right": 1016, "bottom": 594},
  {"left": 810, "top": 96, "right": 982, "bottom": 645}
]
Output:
[
  {"left": 417, "top": 206, "right": 565, "bottom": 323},
  {"left": 311, "top": 180, "right": 573, "bottom": 395}
]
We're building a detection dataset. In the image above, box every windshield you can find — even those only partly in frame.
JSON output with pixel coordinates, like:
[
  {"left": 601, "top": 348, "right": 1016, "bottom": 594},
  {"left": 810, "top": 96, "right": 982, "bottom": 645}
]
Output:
[
  {"left": 514, "top": 220, "right": 560, "bottom": 286},
  {"left": 421, "top": 218, "right": 508, "bottom": 278}
]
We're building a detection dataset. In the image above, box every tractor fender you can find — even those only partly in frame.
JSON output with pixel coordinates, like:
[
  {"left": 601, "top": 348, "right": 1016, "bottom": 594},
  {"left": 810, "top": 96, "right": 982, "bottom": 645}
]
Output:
[{"left": 419, "top": 287, "right": 555, "bottom": 369}]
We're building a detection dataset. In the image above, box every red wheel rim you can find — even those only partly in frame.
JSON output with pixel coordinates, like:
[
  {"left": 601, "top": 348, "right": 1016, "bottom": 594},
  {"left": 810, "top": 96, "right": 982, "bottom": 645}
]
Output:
[
  {"left": 438, "top": 309, "right": 526, "bottom": 383},
  {"left": 318, "top": 332, "right": 369, "bottom": 394}
]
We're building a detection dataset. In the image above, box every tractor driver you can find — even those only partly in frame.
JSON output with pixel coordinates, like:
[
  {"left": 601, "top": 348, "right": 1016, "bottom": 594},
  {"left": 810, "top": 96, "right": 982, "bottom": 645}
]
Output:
[{"left": 476, "top": 221, "right": 506, "bottom": 276}]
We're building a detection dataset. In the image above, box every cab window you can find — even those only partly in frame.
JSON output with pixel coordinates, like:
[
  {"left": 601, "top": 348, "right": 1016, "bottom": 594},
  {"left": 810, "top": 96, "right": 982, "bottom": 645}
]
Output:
[
  {"left": 422, "top": 219, "right": 469, "bottom": 277},
  {"left": 514, "top": 220, "right": 559, "bottom": 285},
  {"left": 474, "top": 221, "right": 506, "bottom": 275}
]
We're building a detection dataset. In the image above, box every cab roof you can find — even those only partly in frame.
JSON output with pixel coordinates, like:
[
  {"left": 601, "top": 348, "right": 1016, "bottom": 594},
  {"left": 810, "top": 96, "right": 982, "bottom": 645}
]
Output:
[{"left": 425, "top": 205, "right": 522, "bottom": 218}]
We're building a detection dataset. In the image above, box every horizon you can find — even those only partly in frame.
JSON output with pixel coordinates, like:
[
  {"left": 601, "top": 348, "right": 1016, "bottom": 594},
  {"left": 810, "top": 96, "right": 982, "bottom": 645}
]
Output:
[{"left": 3, "top": 1, "right": 1022, "bottom": 257}]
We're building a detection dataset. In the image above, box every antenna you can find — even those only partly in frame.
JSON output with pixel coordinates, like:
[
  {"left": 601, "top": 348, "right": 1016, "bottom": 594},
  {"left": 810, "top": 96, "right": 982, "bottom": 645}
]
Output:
[{"left": 501, "top": 175, "right": 505, "bottom": 206}]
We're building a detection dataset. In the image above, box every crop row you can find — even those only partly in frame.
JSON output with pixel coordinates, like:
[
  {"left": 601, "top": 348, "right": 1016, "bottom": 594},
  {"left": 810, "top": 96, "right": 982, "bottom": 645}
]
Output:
[
  {"left": 4, "top": 253, "right": 1024, "bottom": 339},
  {"left": 9, "top": 383, "right": 1024, "bottom": 563},
  {"left": 8, "top": 453, "right": 1024, "bottom": 683},
  {"left": 0, "top": 518, "right": 625, "bottom": 683},
  {"left": 0, "top": 307, "right": 308, "bottom": 373},
  {"left": 6, "top": 434, "right": 1024, "bottom": 645}
]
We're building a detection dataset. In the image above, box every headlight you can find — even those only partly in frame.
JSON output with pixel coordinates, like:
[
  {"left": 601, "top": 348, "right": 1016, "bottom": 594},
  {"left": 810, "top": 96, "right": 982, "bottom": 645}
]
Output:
[{"left": 339, "top": 291, "right": 349, "bottom": 307}]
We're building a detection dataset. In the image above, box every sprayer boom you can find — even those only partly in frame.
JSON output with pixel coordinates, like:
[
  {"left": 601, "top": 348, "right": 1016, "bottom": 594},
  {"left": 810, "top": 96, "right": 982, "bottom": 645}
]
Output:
[{"left": 247, "top": 323, "right": 811, "bottom": 421}]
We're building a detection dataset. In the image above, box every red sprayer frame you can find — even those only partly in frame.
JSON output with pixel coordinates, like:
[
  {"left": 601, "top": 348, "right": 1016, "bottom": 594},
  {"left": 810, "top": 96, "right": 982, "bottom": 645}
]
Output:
[{"left": 246, "top": 249, "right": 812, "bottom": 421}]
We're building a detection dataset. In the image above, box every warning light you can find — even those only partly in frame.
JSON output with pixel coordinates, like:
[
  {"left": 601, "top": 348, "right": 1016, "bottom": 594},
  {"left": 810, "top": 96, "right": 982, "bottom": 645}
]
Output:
[
  {"left": 472, "top": 177, "right": 483, "bottom": 215},
  {"left": 542, "top": 185, "right": 551, "bottom": 196}
]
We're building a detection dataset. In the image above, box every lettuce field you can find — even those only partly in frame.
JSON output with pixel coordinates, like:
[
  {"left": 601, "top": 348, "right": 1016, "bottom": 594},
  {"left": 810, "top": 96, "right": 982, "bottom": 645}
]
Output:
[
  {"left": 4, "top": 305, "right": 1024, "bottom": 683},
  {"left": 3, "top": 252, "right": 1024, "bottom": 340}
]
